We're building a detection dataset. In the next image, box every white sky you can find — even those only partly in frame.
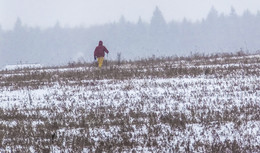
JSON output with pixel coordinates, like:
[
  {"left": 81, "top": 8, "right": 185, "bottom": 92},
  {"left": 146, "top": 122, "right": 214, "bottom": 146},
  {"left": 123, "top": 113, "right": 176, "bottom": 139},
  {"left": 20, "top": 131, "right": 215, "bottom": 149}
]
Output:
[{"left": 1, "top": 0, "right": 260, "bottom": 30}]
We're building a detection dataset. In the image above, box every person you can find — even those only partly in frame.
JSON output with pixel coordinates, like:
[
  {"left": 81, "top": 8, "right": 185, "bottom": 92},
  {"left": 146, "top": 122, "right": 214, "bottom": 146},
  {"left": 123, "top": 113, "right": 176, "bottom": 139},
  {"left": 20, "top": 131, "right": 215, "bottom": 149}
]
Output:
[{"left": 94, "top": 40, "right": 109, "bottom": 68}]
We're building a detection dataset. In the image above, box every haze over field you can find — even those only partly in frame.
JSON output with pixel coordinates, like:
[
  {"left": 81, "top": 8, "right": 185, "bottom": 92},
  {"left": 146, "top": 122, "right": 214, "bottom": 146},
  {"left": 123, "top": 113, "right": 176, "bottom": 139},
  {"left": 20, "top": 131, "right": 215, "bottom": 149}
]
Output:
[
  {"left": 1, "top": 0, "right": 260, "bottom": 30},
  {"left": 0, "top": 0, "right": 260, "bottom": 66}
]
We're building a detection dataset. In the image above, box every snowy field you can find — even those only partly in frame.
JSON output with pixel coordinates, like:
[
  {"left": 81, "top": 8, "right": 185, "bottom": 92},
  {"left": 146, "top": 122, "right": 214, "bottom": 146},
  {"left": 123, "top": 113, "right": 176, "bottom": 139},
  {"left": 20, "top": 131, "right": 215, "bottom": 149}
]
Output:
[{"left": 0, "top": 53, "right": 260, "bottom": 152}]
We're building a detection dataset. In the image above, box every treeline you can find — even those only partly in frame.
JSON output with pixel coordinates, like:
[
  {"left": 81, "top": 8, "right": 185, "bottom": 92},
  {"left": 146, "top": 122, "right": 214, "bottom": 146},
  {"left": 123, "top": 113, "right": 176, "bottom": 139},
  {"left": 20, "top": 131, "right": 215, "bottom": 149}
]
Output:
[{"left": 0, "top": 7, "right": 260, "bottom": 66}]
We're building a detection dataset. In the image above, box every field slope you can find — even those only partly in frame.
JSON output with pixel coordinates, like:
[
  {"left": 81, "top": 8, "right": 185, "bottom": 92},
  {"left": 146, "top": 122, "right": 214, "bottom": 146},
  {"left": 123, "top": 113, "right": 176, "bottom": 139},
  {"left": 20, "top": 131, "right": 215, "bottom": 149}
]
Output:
[{"left": 0, "top": 52, "right": 260, "bottom": 152}]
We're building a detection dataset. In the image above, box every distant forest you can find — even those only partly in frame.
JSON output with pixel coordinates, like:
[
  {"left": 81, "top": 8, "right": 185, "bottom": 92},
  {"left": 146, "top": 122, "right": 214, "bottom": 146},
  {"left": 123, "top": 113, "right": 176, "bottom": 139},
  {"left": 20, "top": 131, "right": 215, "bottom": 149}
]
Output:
[{"left": 0, "top": 7, "right": 260, "bottom": 66}]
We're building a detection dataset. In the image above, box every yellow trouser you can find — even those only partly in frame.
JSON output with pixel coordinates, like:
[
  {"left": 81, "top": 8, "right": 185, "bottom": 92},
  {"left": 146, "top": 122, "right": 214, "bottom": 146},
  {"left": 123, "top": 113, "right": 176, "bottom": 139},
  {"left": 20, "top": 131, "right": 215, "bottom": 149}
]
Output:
[{"left": 97, "top": 57, "right": 104, "bottom": 68}]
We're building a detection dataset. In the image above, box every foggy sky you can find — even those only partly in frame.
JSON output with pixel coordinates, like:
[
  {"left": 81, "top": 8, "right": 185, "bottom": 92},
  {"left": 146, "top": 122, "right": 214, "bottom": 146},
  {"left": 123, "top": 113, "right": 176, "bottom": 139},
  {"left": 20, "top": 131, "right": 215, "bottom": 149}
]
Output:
[{"left": 1, "top": 0, "right": 260, "bottom": 30}]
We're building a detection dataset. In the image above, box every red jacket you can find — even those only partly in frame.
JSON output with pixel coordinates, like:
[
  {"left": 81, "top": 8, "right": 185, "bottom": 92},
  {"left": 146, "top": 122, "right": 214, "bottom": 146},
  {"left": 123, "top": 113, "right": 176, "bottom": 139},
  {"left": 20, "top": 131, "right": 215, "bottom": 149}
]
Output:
[{"left": 94, "top": 41, "right": 109, "bottom": 57}]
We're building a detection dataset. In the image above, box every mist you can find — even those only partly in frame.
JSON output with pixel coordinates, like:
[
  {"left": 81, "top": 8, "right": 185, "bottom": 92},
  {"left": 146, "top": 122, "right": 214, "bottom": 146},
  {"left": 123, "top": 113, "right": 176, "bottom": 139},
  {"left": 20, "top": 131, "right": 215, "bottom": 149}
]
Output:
[{"left": 0, "top": 7, "right": 260, "bottom": 66}]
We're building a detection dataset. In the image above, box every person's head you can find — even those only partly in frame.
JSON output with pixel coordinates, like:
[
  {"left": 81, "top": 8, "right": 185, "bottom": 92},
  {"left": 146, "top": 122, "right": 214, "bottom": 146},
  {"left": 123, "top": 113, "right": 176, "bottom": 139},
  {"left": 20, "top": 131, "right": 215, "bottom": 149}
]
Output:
[{"left": 99, "top": 40, "right": 103, "bottom": 46}]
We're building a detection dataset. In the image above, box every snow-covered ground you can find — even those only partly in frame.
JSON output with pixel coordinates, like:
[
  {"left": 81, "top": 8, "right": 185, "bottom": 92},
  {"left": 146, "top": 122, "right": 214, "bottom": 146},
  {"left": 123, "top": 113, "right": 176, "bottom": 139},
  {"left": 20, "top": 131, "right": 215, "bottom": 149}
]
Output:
[
  {"left": 2, "top": 63, "right": 43, "bottom": 71},
  {"left": 0, "top": 54, "right": 259, "bottom": 152}
]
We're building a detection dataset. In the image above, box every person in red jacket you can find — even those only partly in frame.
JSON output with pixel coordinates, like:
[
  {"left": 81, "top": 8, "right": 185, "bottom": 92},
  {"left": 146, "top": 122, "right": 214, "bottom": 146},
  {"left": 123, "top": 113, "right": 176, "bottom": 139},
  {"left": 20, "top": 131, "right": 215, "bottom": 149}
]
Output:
[{"left": 94, "top": 40, "right": 109, "bottom": 68}]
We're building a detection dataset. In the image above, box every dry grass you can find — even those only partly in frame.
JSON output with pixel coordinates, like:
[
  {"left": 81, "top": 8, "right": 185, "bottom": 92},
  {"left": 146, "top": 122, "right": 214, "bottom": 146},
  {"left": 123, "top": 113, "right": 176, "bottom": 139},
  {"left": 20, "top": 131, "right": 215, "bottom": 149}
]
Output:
[{"left": 0, "top": 51, "right": 260, "bottom": 152}]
